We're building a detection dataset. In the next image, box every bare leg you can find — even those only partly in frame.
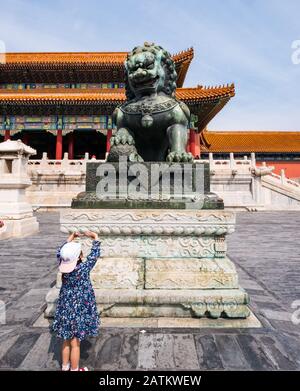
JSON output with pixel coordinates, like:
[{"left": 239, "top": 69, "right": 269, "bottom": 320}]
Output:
[
  {"left": 70, "top": 337, "right": 80, "bottom": 370},
  {"left": 62, "top": 340, "right": 71, "bottom": 368}
]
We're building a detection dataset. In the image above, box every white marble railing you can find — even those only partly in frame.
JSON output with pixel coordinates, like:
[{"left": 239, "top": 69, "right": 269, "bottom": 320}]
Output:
[
  {"left": 29, "top": 152, "right": 257, "bottom": 170},
  {"left": 27, "top": 151, "right": 266, "bottom": 177},
  {"left": 28, "top": 152, "right": 299, "bottom": 187},
  {"left": 28, "top": 152, "right": 105, "bottom": 174},
  {"left": 264, "top": 169, "right": 300, "bottom": 189},
  {"left": 25, "top": 151, "right": 300, "bottom": 210},
  {"left": 200, "top": 152, "right": 256, "bottom": 169}
]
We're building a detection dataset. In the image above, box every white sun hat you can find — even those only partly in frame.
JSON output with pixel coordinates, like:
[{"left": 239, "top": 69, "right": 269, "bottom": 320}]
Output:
[{"left": 59, "top": 241, "right": 82, "bottom": 273}]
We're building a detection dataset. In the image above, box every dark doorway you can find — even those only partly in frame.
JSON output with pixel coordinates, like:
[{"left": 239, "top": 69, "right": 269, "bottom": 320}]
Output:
[
  {"left": 12, "top": 130, "right": 56, "bottom": 159},
  {"left": 70, "top": 129, "right": 106, "bottom": 159}
]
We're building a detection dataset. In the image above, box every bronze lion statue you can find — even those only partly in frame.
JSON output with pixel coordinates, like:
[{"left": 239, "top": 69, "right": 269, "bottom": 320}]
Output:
[{"left": 107, "top": 42, "right": 193, "bottom": 162}]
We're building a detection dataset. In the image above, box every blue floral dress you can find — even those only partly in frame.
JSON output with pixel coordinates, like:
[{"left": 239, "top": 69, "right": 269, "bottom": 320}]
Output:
[{"left": 51, "top": 239, "right": 101, "bottom": 341}]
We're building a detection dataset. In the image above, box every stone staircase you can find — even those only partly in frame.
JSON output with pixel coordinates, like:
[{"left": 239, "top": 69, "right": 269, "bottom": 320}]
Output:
[
  {"left": 201, "top": 153, "right": 300, "bottom": 210},
  {"left": 261, "top": 168, "right": 300, "bottom": 209}
]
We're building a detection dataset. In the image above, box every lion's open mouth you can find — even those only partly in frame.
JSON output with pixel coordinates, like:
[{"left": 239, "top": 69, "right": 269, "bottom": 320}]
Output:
[{"left": 133, "top": 75, "right": 159, "bottom": 88}]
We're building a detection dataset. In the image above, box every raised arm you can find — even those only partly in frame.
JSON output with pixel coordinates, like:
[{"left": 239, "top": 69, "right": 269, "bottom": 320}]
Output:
[
  {"left": 80, "top": 231, "right": 101, "bottom": 273},
  {"left": 80, "top": 239, "right": 101, "bottom": 273}
]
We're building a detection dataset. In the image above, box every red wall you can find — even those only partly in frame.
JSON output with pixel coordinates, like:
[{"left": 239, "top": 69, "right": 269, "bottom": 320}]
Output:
[{"left": 257, "top": 161, "right": 300, "bottom": 179}]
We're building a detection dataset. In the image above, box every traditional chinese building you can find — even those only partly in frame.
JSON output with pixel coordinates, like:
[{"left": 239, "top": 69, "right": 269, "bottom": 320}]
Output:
[
  {"left": 1, "top": 49, "right": 299, "bottom": 179},
  {"left": 0, "top": 48, "right": 235, "bottom": 160},
  {"left": 201, "top": 130, "right": 300, "bottom": 178}
]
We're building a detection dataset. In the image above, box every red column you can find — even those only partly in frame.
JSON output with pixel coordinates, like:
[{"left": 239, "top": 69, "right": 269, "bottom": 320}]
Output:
[
  {"left": 4, "top": 129, "right": 10, "bottom": 141},
  {"left": 68, "top": 132, "right": 74, "bottom": 160},
  {"left": 106, "top": 129, "right": 112, "bottom": 153},
  {"left": 195, "top": 131, "right": 201, "bottom": 158},
  {"left": 189, "top": 128, "right": 196, "bottom": 156},
  {"left": 189, "top": 129, "right": 201, "bottom": 158},
  {"left": 55, "top": 129, "right": 63, "bottom": 160}
]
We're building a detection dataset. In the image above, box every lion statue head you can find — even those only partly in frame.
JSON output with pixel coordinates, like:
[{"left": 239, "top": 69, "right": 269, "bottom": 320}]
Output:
[{"left": 124, "top": 42, "right": 177, "bottom": 100}]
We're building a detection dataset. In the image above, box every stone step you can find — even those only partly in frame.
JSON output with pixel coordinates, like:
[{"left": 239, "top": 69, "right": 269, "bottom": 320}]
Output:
[{"left": 45, "top": 286, "right": 250, "bottom": 319}]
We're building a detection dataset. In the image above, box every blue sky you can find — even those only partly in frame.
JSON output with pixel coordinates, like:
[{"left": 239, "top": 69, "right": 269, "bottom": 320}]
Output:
[{"left": 0, "top": 0, "right": 299, "bottom": 130}]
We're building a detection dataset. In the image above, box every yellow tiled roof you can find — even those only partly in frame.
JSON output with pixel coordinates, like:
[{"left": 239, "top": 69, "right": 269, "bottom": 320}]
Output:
[
  {"left": 201, "top": 131, "right": 300, "bottom": 153},
  {"left": 0, "top": 85, "right": 235, "bottom": 104}
]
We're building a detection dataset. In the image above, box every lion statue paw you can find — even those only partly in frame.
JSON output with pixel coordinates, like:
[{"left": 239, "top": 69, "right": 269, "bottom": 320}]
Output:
[
  {"left": 166, "top": 151, "right": 194, "bottom": 163},
  {"left": 110, "top": 128, "right": 134, "bottom": 146}
]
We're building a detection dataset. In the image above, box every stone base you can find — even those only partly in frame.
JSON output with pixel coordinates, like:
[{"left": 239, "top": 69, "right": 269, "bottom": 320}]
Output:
[
  {"left": 72, "top": 161, "right": 224, "bottom": 210},
  {"left": 45, "top": 208, "right": 250, "bottom": 320},
  {"left": 55, "top": 256, "right": 239, "bottom": 290},
  {"left": 35, "top": 310, "right": 261, "bottom": 329},
  {"left": 45, "top": 286, "right": 250, "bottom": 319},
  {"left": 0, "top": 216, "right": 39, "bottom": 240}
]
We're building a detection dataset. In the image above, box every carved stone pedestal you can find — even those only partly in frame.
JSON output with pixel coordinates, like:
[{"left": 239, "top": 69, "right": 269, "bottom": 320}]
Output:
[
  {"left": 0, "top": 140, "right": 39, "bottom": 240},
  {"left": 45, "top": 209, "right": 250, "bottom": 319}
]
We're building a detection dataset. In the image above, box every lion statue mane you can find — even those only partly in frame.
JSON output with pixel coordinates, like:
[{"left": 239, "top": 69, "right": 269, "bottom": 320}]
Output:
[{"left": 108, "top": 42, "right": 193, "bottom": 163}]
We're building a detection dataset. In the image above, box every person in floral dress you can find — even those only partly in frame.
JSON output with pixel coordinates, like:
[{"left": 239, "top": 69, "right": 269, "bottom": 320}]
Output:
[{"left": 51, "top": 230, "right": 101, "bottom": 371}]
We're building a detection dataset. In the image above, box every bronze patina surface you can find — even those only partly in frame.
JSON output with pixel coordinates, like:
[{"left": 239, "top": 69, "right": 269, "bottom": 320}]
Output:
[{"left": 108, "top": 42, "right": 193, "bottom": 163}]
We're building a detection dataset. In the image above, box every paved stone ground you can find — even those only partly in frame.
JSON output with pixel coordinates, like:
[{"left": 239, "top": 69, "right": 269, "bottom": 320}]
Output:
[{"left": 1, "top": 211, "right": 300, "bottom": 371}]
